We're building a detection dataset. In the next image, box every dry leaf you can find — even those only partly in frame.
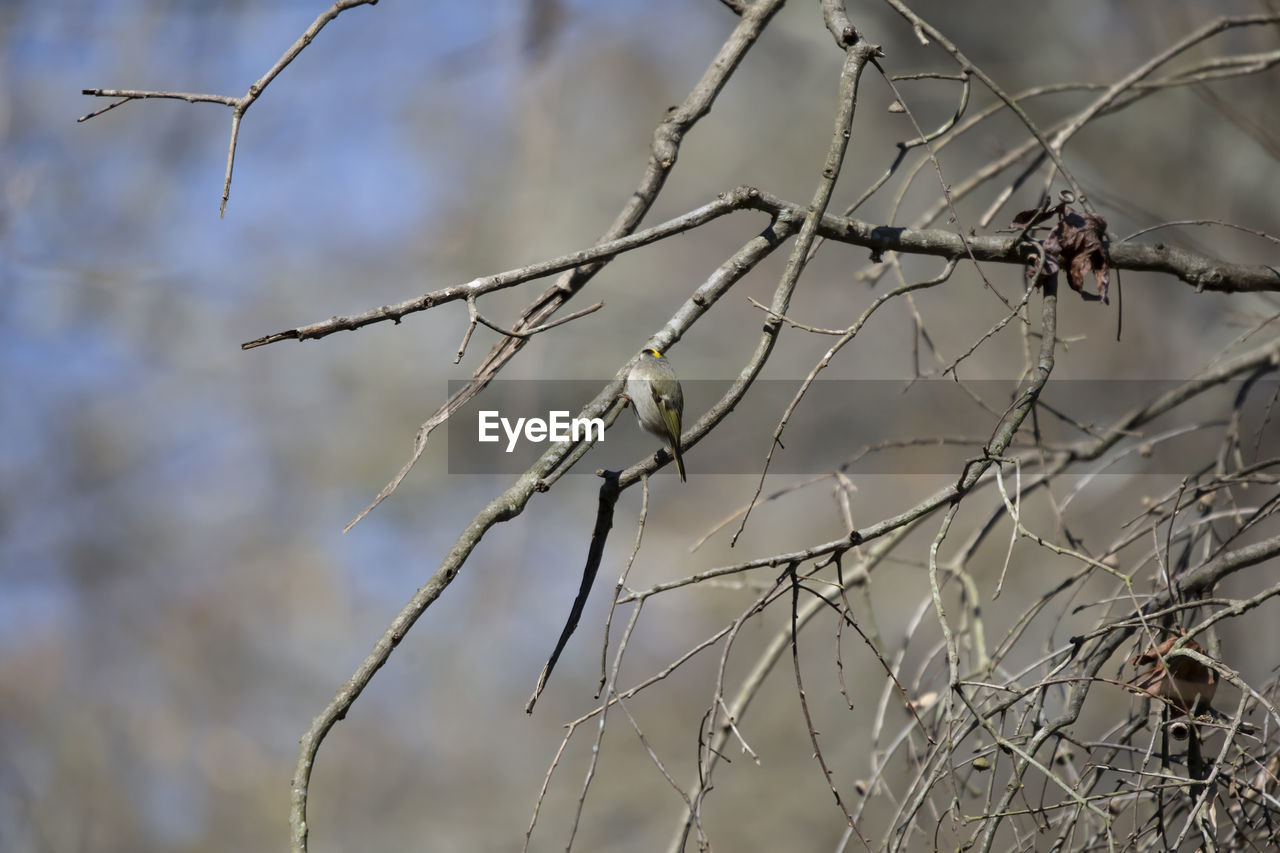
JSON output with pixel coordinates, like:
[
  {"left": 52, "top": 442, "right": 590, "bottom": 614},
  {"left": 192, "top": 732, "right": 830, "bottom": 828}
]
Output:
[
  {"left": 1128, "top": 633, "right": 1217, "bottom": 715},
  {"left": 1013, "top": 195, "right": 1111, "bottom": 304}
]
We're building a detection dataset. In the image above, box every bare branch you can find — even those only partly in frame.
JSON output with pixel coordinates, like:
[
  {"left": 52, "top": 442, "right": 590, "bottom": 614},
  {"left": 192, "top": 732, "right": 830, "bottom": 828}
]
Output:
[{"left": 82, "top": 0, "right": 379, "bottom": 217}]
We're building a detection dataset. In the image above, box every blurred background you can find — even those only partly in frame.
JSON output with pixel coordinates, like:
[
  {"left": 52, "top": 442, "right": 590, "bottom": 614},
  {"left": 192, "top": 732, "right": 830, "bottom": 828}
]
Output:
[{"left": 1, "top": 1, "right": 1277, "bottom": 850}]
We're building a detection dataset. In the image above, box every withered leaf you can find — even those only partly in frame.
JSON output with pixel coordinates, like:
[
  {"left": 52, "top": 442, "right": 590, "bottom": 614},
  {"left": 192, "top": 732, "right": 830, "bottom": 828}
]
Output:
[
  {"left": 1014, "top": 202, "right": 1111, "bottom": 304},
  {"left": 1060, "top": 211, "right": 1110, "bottom": 303},
  {"left": 1129, "top": 633, "right": 1217, "bottom": 715}
]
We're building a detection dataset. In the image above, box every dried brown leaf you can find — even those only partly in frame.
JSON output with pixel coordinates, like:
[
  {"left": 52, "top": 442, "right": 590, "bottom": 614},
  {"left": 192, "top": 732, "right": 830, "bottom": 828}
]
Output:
[
  {"left": 1129, "top": 633, "right": 1217, "bottom": 715},
  {"left": 1016, "top": 202, "right": 1111, "bottom": 303}
]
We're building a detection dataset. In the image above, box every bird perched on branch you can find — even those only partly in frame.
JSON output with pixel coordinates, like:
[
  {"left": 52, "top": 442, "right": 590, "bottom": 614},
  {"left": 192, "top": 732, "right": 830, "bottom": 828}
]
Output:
[{"left": 625, "top": 347, "right": 686, "bottom": 482}]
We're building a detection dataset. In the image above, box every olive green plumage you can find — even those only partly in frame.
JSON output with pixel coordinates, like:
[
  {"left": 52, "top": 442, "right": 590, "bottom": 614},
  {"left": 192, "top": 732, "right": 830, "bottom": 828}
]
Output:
[{"left": 625, "top": 347, "right": 686, "bottom": 482}]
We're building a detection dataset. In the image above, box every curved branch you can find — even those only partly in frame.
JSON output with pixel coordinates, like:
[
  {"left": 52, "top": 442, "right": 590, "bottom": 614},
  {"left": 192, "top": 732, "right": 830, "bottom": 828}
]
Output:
[
  {"left": 241, "top": 187, "right": 760, "bottom": 349},
  {"left": 246, "top": 187, "right": 1280, "bottom": 353},
  {"left": 81, "top": 0, "right": 379, "bottom": 216},
  {"left": 290, "top": 375, "right": 625, "bottom": 853}
]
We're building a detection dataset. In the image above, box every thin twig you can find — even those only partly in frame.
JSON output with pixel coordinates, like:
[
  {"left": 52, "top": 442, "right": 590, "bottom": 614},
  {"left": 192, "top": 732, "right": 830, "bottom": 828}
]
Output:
[{"left": 82, "top": 0, "right": 379, "bottom": 217}]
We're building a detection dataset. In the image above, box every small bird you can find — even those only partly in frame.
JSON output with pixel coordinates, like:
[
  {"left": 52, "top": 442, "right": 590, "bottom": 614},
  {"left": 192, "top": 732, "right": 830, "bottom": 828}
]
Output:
[
  {"left": 1129, "top": 633, "right": 1217, "bottom": 716},
  {"left": 625, "top": 347, "right": 686, "bottom": 482}
]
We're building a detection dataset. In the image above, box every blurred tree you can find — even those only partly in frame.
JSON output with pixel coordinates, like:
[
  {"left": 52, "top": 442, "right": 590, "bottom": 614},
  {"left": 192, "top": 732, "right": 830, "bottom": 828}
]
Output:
[{"left": 2, "top": 1, "right": 1278, "bottom": 852}]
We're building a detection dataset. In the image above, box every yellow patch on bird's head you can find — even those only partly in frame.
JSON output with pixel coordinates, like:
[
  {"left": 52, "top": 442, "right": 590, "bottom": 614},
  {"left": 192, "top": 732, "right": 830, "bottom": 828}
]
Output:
[{"left": 643, "top": 347, "right": 663, "bottom": 358}]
